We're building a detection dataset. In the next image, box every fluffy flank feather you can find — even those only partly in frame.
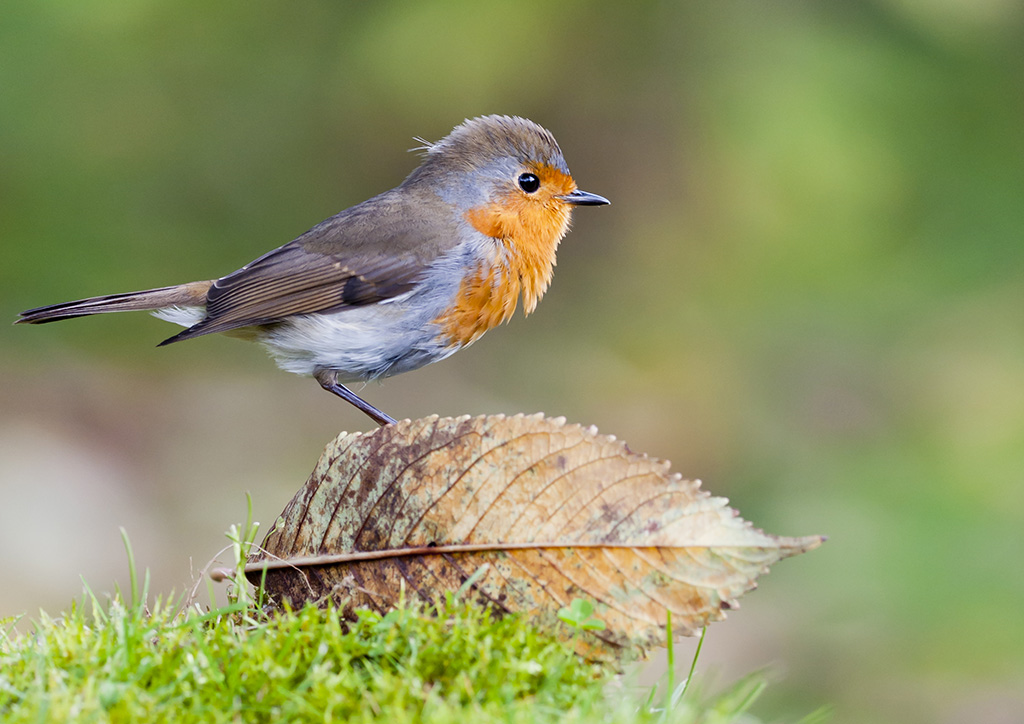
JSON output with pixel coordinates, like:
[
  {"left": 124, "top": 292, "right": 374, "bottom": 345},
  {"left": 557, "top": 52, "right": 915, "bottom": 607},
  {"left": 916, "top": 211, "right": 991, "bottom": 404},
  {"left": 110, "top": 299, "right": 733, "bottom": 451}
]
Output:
[{"left": 151, "top": 306, "right": 206, "bottom": 328}]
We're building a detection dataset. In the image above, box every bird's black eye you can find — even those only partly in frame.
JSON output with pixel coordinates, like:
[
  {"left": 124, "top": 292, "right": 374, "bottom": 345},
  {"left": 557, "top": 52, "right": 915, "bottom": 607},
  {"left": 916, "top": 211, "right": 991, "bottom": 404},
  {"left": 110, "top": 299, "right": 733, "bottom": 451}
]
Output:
[{"left": 518, "top": 172, "right": 540, "bottom": 193}]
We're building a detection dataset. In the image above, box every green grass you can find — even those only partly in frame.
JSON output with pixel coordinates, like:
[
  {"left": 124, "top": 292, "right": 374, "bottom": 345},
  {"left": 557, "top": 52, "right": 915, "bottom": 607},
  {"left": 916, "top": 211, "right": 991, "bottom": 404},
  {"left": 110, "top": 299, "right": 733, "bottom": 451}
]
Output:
[
  {"left": 0, "top": 592, "right": 830, "bottom": 723},
  {"left": 1, "top": 592, "right": 597, "bottom": 723},
  {"left": 0, "top": 519, "right": 828, "bottom": 723}
]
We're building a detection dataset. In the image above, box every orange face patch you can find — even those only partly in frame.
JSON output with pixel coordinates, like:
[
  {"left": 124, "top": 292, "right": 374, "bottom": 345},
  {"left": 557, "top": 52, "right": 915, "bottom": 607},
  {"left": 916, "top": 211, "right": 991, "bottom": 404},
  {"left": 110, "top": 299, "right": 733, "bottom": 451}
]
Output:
[{"left": 435, "top": 164, "right": 578, "bottom": 348}]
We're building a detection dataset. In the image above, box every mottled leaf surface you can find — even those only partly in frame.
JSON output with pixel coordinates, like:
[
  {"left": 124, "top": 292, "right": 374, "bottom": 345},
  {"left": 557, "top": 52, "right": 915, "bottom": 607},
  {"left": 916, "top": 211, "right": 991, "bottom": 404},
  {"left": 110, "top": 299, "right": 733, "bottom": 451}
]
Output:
[{"left": 246, "top": 414, "right": 823, "bottom": 658}]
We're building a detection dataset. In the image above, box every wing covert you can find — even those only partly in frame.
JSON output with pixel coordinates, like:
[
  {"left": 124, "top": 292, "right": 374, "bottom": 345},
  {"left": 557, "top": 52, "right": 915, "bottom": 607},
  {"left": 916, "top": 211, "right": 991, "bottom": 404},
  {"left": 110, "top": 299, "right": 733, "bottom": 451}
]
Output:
[{"left": 159, "top": 189, "right": 453, "bottom": 345}]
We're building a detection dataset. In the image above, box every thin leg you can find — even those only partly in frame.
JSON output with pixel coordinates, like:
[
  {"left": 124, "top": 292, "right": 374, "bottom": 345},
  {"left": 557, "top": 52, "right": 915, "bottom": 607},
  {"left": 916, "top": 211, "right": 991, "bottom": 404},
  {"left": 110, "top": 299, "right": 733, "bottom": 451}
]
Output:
[{"left": 315, "top": 369, "right": 396, "bottom": 427}]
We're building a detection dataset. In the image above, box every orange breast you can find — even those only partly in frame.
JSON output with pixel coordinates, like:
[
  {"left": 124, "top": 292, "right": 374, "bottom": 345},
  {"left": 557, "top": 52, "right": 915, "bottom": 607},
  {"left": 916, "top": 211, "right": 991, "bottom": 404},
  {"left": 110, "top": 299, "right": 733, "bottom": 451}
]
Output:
[{"left": 434, "top": 164, "right": 576, "bottom": 348}]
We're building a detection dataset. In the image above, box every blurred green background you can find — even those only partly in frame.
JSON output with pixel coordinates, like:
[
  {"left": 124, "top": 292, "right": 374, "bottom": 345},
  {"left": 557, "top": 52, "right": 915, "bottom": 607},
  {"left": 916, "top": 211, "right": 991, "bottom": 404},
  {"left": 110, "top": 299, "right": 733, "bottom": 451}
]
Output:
[{"left": 2, "top": 1, "right": 1023, "bottom": 721}]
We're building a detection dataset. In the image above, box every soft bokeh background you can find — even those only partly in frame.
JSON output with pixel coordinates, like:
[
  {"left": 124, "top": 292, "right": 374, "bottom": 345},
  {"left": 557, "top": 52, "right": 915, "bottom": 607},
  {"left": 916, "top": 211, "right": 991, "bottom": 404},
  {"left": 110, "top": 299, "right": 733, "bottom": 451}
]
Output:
[{"left": 3, "top": 1, "right": 1023, "bottom": 721}]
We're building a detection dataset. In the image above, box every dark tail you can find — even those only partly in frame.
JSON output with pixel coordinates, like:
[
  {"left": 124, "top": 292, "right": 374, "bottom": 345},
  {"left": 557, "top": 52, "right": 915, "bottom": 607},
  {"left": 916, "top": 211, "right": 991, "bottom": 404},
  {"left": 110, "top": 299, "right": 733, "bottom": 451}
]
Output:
[{"left": 16, "top": 281, "right": 214, "bottom": 325}]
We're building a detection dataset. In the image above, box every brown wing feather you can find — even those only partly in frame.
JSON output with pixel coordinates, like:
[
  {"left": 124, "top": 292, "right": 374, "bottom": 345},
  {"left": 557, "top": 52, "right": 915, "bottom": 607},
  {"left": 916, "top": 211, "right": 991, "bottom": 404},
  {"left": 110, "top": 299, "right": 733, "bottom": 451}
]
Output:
[{"left": 159, "top": 187, "right": 455, "bottom": 345}]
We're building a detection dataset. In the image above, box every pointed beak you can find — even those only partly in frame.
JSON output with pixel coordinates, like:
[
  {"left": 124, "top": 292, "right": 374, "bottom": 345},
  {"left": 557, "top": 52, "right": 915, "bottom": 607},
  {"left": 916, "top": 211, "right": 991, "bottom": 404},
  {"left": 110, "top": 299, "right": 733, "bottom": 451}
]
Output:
[{"left": 560, "top": 189, "right": 610, "bottom": 206}]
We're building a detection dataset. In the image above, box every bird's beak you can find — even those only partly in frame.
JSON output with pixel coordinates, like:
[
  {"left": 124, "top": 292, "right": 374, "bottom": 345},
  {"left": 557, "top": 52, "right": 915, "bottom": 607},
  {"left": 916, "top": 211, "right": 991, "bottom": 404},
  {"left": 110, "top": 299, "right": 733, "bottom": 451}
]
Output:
[{"left": 559, "top": 189, "right": 610, "bottom": 206}]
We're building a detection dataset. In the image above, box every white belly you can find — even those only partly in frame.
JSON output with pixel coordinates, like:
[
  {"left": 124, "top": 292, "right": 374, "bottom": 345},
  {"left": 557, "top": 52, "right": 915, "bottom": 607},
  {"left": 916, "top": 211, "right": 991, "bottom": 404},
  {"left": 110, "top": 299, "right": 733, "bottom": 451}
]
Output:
[
  {"left": 153, "top": 292, "right": 460, "bottom": 382},
  {"left": 257, "top": 297, "right": 458, "bottom": 381}
]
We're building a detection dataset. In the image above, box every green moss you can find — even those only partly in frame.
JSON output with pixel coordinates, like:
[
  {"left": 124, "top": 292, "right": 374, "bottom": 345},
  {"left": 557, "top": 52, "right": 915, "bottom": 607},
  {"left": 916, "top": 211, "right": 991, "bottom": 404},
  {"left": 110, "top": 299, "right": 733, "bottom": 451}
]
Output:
[
  {"left": 0, "top": 522, "right": 814, "bottom": 722},
  {"left": 1, "top": 591, "right": 599, "bottom": 723},
  {"left": 0, "top": 589, "right": 812, "bottom": 723}
]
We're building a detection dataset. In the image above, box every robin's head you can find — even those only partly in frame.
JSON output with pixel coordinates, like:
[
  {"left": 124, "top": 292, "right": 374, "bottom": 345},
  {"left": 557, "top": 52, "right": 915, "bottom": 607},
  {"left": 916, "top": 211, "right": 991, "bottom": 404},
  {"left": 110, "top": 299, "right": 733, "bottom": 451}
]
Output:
[
  {"left": 418, "top": 116, "right": 608, "bottom": 348},
  {"left": 407, "top": 115, "right": 608, "bottom": 244}
]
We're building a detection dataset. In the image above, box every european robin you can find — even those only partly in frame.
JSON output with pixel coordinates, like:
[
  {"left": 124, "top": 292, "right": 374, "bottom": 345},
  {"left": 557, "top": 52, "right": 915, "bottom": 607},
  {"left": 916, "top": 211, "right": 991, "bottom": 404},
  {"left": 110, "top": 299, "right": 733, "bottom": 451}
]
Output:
[{"left": 17, "top": 115, "right": 608, "bottom": 426}]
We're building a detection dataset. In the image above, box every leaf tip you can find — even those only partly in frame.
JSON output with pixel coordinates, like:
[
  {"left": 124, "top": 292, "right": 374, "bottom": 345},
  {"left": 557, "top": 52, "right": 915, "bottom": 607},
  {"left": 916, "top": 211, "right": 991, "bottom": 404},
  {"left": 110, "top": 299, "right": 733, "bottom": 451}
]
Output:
[{"left": 806, "top": 534, "right": 828, "bottom": 549}]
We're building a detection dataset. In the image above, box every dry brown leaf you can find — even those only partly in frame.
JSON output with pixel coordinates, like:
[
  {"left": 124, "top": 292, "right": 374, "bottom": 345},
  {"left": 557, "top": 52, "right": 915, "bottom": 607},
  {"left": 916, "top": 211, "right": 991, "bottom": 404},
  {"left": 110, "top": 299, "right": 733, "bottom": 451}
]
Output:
[{"left": 245, "top": 414, "right": 823, "bottom": 658}]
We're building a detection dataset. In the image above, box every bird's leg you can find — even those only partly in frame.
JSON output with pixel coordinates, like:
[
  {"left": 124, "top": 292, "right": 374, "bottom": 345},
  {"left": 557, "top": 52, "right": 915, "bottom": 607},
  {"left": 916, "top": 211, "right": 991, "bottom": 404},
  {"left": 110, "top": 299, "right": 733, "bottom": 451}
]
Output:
[{"left": 314, "top": 369, "right": 397, "bottom": 427}]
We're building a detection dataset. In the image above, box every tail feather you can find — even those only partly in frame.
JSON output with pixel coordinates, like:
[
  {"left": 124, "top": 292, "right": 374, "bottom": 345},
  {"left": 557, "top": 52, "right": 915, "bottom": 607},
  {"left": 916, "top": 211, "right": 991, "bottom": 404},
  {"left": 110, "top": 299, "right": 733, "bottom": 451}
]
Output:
[{"left": 16, "top": 281, "right": 213, "bottom": 325}]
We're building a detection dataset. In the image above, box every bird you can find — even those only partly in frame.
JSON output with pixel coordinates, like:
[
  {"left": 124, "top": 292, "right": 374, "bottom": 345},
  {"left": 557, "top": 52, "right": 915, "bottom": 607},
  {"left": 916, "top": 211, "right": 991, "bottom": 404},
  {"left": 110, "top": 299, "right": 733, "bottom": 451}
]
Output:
[{"left": 16, "top": 115, "right": 609, "bottom": 427}]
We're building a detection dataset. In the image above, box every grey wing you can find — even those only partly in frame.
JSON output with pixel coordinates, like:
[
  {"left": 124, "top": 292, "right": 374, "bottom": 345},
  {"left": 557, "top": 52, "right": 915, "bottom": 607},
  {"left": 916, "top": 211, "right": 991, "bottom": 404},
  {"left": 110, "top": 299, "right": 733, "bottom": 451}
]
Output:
[{"left": 158, "top": 193, "right": 445, "bottom": 345}]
